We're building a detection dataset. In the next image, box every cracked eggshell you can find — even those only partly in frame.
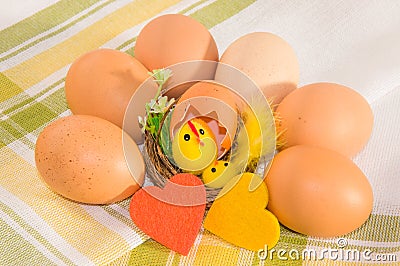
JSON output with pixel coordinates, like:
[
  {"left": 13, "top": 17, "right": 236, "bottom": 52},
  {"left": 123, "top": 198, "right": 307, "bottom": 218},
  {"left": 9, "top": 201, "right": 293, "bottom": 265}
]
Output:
[
  {"left": 35, "top": 115, "right": 144, "bottom": 205},
  {"left": 123, "top": 60, "right": 218, "bottom": 145},
  {"left": 169, "top": 81, "right": 241, "bottom": 158}
]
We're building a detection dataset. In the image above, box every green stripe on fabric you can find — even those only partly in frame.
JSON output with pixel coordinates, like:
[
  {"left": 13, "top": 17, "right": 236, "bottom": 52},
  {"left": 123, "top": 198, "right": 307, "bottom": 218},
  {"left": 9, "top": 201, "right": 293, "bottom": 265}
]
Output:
[
  {"left": 0, "top": 215, "right": 57, "bottom": 266},
  {"left": 102, "top": 206, "right": 136, "bottom": 229},
  {"left": 19, "top": 135, "right": 36, "bottom": 150},
  {"left": 10, "top": 102, "right": 58, "bottom": 133},
  {"left": 346, "top": 214, "right": 400, "bottom": 242},
  {"left": 117, "top": 37, "right": 137, "bottom": 55},
  {"left": 1, "top": 0, "right": 117, "bottom": 62},
  {"left": 0, "top": 83, "right": 64, "bottom": 148},
  {"left": 125, "top": 46, "right": 135, "bottom": 57},
  {"left": 190, "top": 0, "right": 257, "bottom": 29},
  {"left": 0, "top": 121, "right": 24, "bottom": 147},
  {"left": 41, "top": 87, "right": 69, "bottom": 115},
  {"left": 179, "top": 0, "right": 209, "bottom": 15},
  {"left": 253, "top": 226, "right": 305, "bottom": 266},
  {"left": 3, "top": 79, "right": 65, "bottom": 115},
  {"left": 0, "top": 202, "right": 75, "bottom": 266},
  {"left": 0, "top": 72, "right": 24, "bottom": 102},
  {"left": 306, "top": 240, "right": 400, "bottom": 260},
  {"left": 117, "top": 198, "right": 131, "bottom": 209},
  {"left": 128, "top": 239, "right": 171, "bottom": 265},
  {"left": 0, "top": 0, "right": 101, "bottom": 54}
]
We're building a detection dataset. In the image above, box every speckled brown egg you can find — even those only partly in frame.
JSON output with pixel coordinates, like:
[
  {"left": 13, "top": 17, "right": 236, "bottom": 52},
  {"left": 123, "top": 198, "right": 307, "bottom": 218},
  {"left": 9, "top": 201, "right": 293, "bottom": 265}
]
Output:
[
  {"left": 35, "top": 115, "right": 145, "bottom": 204},
  {"left": 134, "top": 14, "right": 219, "bottom": 70}
]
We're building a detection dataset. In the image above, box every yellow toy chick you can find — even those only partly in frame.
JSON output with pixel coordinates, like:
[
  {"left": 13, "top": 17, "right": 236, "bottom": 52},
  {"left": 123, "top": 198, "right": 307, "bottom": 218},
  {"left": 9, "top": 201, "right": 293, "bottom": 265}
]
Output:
[
  {"left": 202, "top": 160, "right": 230, "bottom": 185},
  {"left": 172, "top": 118, "right": 217, "bottom": 173},
  {"left": 241, "top": 97, "right": 277, "bottom": 171}
]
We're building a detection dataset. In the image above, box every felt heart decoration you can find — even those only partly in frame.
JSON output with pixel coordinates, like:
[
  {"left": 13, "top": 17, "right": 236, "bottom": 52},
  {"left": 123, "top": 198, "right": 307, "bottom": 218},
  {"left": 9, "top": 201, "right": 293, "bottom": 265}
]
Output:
[
  {"left": 129, "top": 173, "right": 206, "bottom": 255},
  {"left": 204, "top": 173, "right": 280, "bottom": 251}
]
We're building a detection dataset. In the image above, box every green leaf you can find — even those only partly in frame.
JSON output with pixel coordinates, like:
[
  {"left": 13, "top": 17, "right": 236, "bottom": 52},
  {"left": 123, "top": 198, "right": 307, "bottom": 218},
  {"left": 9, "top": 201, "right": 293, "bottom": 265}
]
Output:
[{"left": 159, "top": 111, "right": 174, "bottom": 161}]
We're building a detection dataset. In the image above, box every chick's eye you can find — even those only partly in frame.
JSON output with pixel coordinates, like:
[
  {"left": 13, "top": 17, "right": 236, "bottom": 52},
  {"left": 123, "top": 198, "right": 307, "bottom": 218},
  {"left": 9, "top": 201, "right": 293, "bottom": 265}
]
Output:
[
  {"left": 211, "top": 168, "right": 216, "bottom": 173},
  {"left": 184, "top": 134, "right": 190, "bottom": 141},
  {"left": 199, "top": 129, "right": 205, "bottom": 135}
]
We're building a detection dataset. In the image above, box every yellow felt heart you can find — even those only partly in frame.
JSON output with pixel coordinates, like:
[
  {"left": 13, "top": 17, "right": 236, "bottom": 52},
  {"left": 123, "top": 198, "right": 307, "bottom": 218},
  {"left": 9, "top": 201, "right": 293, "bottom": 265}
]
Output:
[{"left": 204, "top": 173, "right": 280, "bottom": 251}]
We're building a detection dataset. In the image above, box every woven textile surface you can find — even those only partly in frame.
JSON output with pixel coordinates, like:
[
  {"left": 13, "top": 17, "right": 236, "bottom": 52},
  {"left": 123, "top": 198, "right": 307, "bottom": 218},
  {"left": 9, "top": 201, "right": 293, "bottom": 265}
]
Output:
[{"left": 1, "top": 1, "right": 399, "bottom": 265}]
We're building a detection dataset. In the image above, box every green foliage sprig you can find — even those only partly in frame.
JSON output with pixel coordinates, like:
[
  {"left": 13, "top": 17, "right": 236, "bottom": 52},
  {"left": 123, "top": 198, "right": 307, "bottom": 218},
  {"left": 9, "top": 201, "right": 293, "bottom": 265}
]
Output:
[{"left": 138, "top": 69, "right": 174, "bottom": 141}]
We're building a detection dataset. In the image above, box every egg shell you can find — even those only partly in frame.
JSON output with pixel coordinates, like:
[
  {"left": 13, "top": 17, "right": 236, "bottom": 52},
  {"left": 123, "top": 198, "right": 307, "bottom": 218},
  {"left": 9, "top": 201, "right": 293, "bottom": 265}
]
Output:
[
  {"left": 134, "top": 14, "right": 219, "bottom": 70},
  {"left": 124, "top": 60, "right": 218, "bottom": 144},
  {"left": 169, "top": 81, "right": 240, "bottom": 158},
  {"left": 265, "top": 145, "right": 373, "bottom": 237},
  {"left": 216, "top": 32, "right": 299, "bottom": 104},
  {"left": 276, "top": 82, "right": 374, "bottom": 157},
  {"left": 65, "top": 48, "right": 152, "bottom": 129},
  {"left": 35, "top": 115, "right": 145, "bottom": 204}
]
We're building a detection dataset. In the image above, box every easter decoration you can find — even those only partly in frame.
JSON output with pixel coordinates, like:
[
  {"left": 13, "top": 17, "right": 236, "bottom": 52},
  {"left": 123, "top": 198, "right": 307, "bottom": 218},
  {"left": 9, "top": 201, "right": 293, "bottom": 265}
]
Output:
[
  {"left": 130, "top": 173, "right": 206, "bottom": 255},
  {"left": 171, "top": 118, "right": 218, "bottom": 174},
  {"left": 127, "top": 57, "right": 279, "bottom": 254},
  {"left": 34, "top": 13, "right": 375, "bottom": 258},
  {"left": 204, "top": 173, "right": 280, "bottom": 251}
]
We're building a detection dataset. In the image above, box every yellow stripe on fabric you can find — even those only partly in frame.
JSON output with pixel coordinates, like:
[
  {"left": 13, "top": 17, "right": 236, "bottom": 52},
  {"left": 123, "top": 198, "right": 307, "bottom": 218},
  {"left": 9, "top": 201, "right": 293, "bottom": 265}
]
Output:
[
  {"left": 0, "top": 72, "right": 24, "bottom": 102},
  {"left": 192, "top": 230, "right": 241, "bottom": 265},
  {"left": 194, "top": 245, "right": 241, "bottom": 265},
  {"left": 3, "top": 0, "right": 180, "bottom": 90},
  {"left": 128, "top": 239, "right": 172, "bottom": 265},
  {"left": 0, "top": 147, "right": 130, "bottom": 264}
]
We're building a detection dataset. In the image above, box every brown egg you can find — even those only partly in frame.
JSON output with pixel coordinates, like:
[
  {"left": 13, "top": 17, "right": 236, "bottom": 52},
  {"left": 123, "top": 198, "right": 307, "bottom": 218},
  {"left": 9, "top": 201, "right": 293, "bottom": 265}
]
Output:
[
  {"left": 276, "top": 82, "right": 374, "bottom": 157},
  {"left": 265, "top": 145, "right": 373, "bottom": 237},
  {"left": 65, "top": 48, "right": 151, "bottom": 129},
  {"left": 35, "top": 115, "right": 144, "bottom": 204},
  {"left": 216, "top": 32, "right": 299, "bottom": 104},
  {"left": 134, "top": 14, "right": 219, "bottom": 70}
]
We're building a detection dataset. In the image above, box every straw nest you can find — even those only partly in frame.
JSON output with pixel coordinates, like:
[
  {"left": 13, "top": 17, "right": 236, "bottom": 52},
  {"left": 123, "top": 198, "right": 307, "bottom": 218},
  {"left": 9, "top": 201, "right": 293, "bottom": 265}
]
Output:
[{"left": 142, "top": 103, "right": 221, "bottom": 208}]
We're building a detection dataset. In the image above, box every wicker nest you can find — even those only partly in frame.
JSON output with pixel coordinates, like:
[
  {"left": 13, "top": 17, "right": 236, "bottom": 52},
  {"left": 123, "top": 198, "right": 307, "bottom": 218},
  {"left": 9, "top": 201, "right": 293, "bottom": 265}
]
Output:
[{"left": 142, "top": 104, "right": 221, "bottom": 208}]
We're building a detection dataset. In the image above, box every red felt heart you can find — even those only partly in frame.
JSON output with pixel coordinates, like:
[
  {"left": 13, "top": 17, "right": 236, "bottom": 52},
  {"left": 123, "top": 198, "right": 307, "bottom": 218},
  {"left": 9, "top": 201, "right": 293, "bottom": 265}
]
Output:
[{"left": 129, "top": 173, "right": 206, "bottom": 255}]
